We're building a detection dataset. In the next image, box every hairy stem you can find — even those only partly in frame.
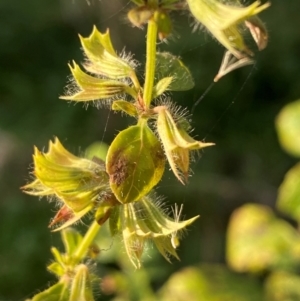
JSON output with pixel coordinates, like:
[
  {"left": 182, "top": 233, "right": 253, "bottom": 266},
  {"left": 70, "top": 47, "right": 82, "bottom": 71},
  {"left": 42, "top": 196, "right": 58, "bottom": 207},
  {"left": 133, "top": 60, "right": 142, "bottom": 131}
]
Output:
[
  {"left": 143, "top": 19, "right": 158, "bottom": 108},
  {"left": 74, "top": 220, "right": 101, "bottom": 262}
]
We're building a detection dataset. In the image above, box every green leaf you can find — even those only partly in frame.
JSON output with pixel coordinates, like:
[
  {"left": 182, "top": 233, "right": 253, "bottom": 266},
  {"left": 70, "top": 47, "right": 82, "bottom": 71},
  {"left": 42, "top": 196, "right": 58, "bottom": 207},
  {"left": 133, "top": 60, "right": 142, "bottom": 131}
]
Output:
[
  {"left": 265, "top": 271, "right": 300, "bottom": 301},
  {"left": 80, "top": 26, "right": 136, "bottom": 79},
  {"left": 227, "top": 204, "right": 300, "bottom": 273},
  {"left": 152, "top": 77, "right": 173, "bottom": 98},
  {"left": 112, "top": 100, "right": 138, "bottom": 117},
  {"left": 277, "top": 162, "right": 300, "bottom": 223},
  {"left": 29, "top": 280, "right": 69, "bottom": 301},
  {"left": 60, "top": 62, "right": 128, "bottom": 102},
  {"left": 159, "top": 264, "right": 264, "bottom": 301},
  {"left": 106, "top": 121, "right": 165, "bottom": 203},
  {"left": 276, "top": 99, "right": 300, "bottom": 157},
  {"left": 155, "top": 52, "right": 194, "bottom": 91},
  {"left": 61, "top": 228, "right": 83, "bottom": 257}
]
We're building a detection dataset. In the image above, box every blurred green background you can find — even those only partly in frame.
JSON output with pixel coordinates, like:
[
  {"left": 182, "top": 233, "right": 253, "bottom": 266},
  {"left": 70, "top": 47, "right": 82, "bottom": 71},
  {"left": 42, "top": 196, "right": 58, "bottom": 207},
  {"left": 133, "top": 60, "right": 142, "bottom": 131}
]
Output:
[{"left": 1, "top": 0, "right": 300, "bottom": 300}]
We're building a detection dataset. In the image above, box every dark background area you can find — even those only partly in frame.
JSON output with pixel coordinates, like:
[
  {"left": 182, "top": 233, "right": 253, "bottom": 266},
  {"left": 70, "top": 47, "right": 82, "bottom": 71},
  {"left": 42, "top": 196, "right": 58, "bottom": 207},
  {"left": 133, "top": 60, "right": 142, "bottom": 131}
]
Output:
[{"left": 0, "top": 0, "right": 299, "bottom": 300}]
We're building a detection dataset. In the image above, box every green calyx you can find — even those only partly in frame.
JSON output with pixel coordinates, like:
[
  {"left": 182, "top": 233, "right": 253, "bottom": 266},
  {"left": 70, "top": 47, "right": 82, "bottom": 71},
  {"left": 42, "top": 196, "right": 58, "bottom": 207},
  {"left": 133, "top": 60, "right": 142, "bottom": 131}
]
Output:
[
  {"left": 109, "top": 194, "right": 199, "bottom": 268},
  {"left": 186, "top": 0, "right": 270, "bottom": 58},
  {"left": 22, "top": 138, "right": 111, "bottom": 230},
  {"left": 60, "top": 26, "right": 139, "bottom": 104},
  {"left": 156, "top": 106, "right": 214, "bottom": 184}
]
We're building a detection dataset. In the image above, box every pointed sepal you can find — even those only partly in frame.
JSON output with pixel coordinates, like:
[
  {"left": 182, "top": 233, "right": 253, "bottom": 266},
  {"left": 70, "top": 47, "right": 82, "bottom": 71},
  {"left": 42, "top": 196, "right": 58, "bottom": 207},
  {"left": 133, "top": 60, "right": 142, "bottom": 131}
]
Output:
[{"left": 60, "top": 62, "right": 130, "bottom": 102}]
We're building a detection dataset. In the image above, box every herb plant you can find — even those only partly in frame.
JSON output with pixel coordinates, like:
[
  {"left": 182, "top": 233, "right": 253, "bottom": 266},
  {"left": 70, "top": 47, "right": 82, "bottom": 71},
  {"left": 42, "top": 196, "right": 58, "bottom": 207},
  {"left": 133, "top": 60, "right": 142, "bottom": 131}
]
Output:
[{"left": 22, "top": 1, "right": 270, "bottom": 300}]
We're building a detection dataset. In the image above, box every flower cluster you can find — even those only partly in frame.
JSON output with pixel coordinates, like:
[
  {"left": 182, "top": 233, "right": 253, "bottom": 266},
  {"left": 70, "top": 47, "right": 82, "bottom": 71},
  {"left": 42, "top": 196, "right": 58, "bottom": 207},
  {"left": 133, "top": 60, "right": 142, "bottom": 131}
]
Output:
[
  {"left": 23, "top": 0, "right": 270, "bottom": 273},
  {"left": 23, "top": 138, "right": 198, "bottom": 266}
]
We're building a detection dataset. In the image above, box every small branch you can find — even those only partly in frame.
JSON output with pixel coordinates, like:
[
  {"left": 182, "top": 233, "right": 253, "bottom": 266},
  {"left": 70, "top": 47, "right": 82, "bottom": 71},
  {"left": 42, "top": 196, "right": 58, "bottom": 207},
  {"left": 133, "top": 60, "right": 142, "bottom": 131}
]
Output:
[
  {"left": 143, "top": 19, "right": 158, "bottom": 108},
  {"left": 74, "top": 220, "right": 101, "bottom": 262}
]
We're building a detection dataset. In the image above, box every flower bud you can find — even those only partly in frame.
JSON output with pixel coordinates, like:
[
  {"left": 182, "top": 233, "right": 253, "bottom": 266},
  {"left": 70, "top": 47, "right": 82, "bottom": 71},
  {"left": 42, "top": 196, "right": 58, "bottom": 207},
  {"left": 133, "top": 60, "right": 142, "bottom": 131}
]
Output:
[
  {"left": 156, "top": 106, "right": 214, "bottom": 184},
  {"left": 69, "top": 265, "right": 95, "bottom": 301},
  {"left": 128, "top": 6, "right": 153, "bottom": 28},
  {"left": 154, "top": 9, "right": 173, "bottom": 40}
]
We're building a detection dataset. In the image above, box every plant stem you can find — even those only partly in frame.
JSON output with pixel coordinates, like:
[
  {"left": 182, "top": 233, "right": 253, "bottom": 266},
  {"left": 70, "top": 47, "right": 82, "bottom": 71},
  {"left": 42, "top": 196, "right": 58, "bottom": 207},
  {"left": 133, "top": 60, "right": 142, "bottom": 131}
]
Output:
[
  {"left": 74, "top": 220, "right": 101, "bottom": 262},
  {"left": 143, "top": 19, "right": 158, "bottom": 108}
]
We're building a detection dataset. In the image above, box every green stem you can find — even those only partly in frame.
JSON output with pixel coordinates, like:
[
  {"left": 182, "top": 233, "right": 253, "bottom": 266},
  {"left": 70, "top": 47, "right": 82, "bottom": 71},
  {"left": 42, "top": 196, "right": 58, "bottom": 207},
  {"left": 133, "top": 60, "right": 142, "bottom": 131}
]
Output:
[
  {"left": 143, "top": 19, "right": 158, "bottom": 108},
  {"left": 74, "top": 220, "right": 101, "bottom": 262}
]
